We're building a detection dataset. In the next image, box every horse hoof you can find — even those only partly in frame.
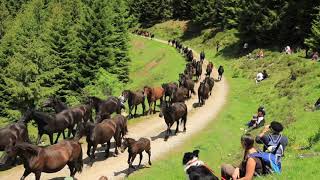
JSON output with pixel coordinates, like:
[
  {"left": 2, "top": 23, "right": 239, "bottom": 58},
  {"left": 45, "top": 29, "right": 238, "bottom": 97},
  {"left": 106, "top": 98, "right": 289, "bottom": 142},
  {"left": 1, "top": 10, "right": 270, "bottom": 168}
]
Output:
[{"left": 149, "top": 162, "right": 152, "bottom": 165}]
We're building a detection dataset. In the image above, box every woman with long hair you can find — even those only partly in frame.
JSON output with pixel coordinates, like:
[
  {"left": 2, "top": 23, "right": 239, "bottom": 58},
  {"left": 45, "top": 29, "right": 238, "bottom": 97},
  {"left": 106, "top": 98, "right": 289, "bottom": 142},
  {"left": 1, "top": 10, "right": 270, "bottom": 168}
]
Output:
[{"left": 221, "top": 134, "right": 263, "bottom": 180}]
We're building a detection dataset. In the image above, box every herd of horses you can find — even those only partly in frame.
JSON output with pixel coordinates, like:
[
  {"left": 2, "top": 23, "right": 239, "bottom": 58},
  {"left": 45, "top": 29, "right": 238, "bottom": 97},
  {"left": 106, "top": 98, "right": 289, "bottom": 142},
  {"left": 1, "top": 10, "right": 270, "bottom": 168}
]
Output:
[{"left": 0, "top": 36, "right": 224, "bottom": 180}]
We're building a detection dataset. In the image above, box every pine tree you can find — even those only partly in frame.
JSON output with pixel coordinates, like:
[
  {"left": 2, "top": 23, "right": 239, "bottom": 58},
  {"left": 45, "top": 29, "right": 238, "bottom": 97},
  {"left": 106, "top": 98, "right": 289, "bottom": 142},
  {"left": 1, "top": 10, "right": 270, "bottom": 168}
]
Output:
[
  {"left": 305, "top": 7, "right": 320, "bottom": 51},
  {"left": 191, "top": 0, "right": 216, "bottom": 27}
]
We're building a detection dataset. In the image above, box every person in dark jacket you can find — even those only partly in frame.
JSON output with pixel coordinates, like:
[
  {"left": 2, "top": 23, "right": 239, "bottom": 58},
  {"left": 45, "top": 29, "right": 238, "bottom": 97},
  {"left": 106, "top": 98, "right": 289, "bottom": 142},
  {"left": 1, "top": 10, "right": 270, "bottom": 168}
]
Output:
[{"left": 255, "top": 121, "right": 288, "bottom": 162}]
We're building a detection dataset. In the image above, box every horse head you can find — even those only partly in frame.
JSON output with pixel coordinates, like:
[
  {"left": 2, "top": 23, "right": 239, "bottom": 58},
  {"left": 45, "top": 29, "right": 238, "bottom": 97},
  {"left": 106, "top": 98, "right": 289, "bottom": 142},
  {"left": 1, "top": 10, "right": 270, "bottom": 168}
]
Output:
[
  {"left": 120, "top": 137, "right": 135, "bottom": 153},
  {"left": 6, "top": 142, "right": 39, "bottom": 158},
  {"left": 143, "top": 86, "right": 152, "bottom": 97},
  {"left": 20, "top": 108, "right": 34, "bottom": 124},
  {"left": 121, "top": 90, "right": 131, "bottom": 102},
  {"left": 159, "top": 102, "right": 171, "bottom": 118}
]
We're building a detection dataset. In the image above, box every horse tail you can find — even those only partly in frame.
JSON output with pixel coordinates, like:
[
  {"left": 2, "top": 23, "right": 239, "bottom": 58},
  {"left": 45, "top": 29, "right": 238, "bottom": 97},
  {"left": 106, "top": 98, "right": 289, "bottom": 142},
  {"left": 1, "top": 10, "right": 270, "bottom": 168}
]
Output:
[{"left": 75, "top": 144, "right": 83, "bottom": 173}]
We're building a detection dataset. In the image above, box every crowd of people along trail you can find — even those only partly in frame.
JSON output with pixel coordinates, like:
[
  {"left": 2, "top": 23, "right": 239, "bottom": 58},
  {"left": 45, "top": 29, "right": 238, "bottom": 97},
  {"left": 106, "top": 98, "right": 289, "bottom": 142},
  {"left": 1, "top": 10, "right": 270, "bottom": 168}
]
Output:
[{"left": 0, "top": 32, "right": 225, "bottom": 180}]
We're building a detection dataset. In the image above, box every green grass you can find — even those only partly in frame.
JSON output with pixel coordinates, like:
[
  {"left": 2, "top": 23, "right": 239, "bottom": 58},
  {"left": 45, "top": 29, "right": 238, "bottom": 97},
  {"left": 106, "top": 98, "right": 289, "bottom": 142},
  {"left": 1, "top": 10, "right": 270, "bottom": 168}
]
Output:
[
  {"left": 128, "top": 21, "right": 320, "bottom": 179},
  {"left": 126, "top": 34, "right": 185, "bottom": 90}
]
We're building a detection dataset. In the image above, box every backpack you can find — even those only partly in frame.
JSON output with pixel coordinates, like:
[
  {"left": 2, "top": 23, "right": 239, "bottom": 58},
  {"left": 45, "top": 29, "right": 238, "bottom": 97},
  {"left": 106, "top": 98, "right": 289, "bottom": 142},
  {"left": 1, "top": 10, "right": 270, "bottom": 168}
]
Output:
[
  {"left": 267, "top": 134, "right": 284, "bottom": 158},
  {"left": 249, "top": 152, "right": 281, "bottom": 174}
]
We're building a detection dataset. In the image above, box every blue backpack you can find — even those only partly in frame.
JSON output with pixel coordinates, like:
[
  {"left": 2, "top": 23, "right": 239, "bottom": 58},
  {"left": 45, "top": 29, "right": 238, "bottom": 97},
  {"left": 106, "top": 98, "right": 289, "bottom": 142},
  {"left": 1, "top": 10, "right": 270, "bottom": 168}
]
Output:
[{"left": 249, "top": 152, "right": 281, "bottom": 174}]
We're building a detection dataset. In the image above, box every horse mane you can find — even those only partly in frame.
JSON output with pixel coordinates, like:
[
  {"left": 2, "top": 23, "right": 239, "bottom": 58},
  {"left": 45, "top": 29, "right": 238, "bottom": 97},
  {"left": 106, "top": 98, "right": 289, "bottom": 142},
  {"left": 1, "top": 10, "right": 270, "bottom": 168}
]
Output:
[
  {"left": 125, "top": 138, "right": 136, "bottom": 145},
  {"left": 15, "top": 142, "right": 39, "bottom": 156}
]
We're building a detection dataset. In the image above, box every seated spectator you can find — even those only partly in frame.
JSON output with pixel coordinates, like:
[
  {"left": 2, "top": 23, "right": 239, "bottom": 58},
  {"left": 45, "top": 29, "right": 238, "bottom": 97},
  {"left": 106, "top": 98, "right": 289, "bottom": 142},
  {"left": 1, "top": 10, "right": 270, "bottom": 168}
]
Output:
[
  {"left": 221, "top": 134, "right": 263, "bottom": 180},
  {"left": 312, "top": 52, "right": 319, "bottom": 61},
  {"left": 285, "top": 46, "right": 292, "bottom": 55},
  {"left": 255, "top": 72, "right": 264, "bottom": 84},
  {"left": 258, "top": 106, "right": 266, "bottom": 116},
  {"left": 247, "top": 115, "right": 265, "bottom": 130},
  {"left": 255, "top": 121, "right": 288, "bottom": 162},
  {"left": 315, "top": 98, "right": 320, "bottom": 110},
  {"left": 256, "top": 49, "right": 264, "bottom": 59},
  {"left": 262, "top": 70, "right": 268, "bottom": 79}
]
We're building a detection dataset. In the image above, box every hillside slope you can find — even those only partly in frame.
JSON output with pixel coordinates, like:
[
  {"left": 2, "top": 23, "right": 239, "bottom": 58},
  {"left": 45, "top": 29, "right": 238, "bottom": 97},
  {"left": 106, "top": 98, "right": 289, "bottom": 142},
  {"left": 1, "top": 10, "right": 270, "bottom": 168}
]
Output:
[{"left": 129, "top": 21, "right": 320, "bottom": 180}]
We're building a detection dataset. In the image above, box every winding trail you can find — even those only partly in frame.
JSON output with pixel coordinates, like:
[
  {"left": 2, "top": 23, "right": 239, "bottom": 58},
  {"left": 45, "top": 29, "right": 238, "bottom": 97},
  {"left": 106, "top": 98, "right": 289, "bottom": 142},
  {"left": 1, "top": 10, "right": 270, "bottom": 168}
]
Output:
[{"left": 0, "top": 36, "right": 229, "bottom": 180}]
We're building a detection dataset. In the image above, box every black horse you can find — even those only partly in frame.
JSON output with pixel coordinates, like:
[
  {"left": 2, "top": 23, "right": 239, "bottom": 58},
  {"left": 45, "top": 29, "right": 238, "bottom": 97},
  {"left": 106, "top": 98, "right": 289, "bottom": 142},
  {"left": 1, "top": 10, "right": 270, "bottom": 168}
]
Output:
[
  {"left": 0, "top": 116, "right": 30, "bottom": 164},
  {"left": 198, "top": 81, "right": 210, "bottom": 106},
  {"left": 122, "top": 90, "right": 146, "bottom": 118},
  {"left": 162, "top": 82, "right": 179, "bottom": 102},
  {"left": 87, "top": 96, "right": 125, "bottom": 122},
  {"left": 159, "top": 102, "right": 188, "bottom": 140},
  {"left": 179, "top": 74, "right": 195, "bottom": 98},
  {"left": 23, "top": 109, "right": 68, "bottom": 145},
  {"left": 195, "top": 61, "right": 203, "bottom": 81}
]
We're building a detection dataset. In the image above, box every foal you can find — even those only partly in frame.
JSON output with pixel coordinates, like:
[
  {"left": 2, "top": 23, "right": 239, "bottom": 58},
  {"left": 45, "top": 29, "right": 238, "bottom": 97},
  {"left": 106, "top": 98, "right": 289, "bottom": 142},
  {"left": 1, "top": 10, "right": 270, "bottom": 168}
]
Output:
[{"left": 121, "top": 138, "right": 152, "bottom": 169}]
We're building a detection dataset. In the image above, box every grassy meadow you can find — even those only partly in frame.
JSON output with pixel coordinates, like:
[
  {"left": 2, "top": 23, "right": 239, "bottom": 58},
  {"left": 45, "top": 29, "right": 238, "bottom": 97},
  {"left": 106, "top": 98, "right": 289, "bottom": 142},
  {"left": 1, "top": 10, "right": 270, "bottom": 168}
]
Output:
[{"left": 128, "top": 21, "right": 320, "bottom": 180}]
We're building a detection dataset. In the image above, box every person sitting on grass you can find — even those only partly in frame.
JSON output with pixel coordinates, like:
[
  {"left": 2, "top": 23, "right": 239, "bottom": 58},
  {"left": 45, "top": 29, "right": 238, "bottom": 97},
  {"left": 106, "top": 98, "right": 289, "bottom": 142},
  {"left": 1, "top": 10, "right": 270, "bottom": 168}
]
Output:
[
  {"left": 262, "top": 70, "right": 268, "bottom": 79},
  {"left": 246, "top": 114, "right": 264, "bottom": 131},
  {"left": 256, "top": 49, "right": 264, "bottom": 59},
  {"left": 255, "top": 121, "right": 288, "bottom": 162},
  {"left": 221, "top": 134, "right": 263, "bottom": 180},
  {"left": 312, "top": 52, "right": 319, "bottom": 61},
  {"left": 255, "top": 72, "right": 264, "bottom": 84}
]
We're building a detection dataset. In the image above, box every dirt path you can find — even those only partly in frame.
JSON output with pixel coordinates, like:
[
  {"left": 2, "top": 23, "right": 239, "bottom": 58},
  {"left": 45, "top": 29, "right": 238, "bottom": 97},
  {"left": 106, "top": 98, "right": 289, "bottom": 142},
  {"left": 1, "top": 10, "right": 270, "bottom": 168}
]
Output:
[{"left": 0, "top": 37, "right": 229, "bottom": 180}]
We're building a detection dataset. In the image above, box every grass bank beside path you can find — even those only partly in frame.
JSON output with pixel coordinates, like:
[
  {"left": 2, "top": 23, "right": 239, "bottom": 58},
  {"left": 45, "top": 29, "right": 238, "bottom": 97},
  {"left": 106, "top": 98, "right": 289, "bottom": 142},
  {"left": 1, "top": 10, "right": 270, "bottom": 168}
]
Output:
[{"left": 129, "top": 21, "right": 320, "bottom": 179}]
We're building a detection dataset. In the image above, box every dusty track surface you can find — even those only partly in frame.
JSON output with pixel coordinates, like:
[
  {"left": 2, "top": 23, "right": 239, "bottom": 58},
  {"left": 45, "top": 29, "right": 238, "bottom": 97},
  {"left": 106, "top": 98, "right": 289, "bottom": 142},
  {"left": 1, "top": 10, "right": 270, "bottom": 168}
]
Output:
[{"left": 0, "top": 37, "right": 229, "bottom": 180}]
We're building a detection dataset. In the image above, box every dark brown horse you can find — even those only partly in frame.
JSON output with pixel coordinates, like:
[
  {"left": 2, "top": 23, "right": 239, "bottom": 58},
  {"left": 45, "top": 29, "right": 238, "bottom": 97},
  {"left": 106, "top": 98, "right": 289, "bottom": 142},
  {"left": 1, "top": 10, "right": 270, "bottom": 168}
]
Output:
[
  {"left": 54, "top": 103, "right": 93, "bottom": 141},
  {"left": 6, "top": 140, "right": 83, "bottom": 180},
  {"left": 23, "top": 109, "right": 68, "bottom": 145},
  {"left": 206, "top": 62, "right": 214, "bottom": 76},
  {"left": 110, "top": 114, "right": 128, "bottom": 139},
  {"left": 43, "top": 97, "right": 68, "bottom": 113},
  {"left": 120, "top": 137, "right": 152, "bottom": 169},
  {"left": 87, "top": 96, "right": 124, "bottom": 122},
  {"left": 122, "top": 90, "right": 146, "bottom": 118},
  {"left": 162, "top": 82, "right": 178, "bottom": 102},
  {"left": 179, "top": 74, "right": 195, "bottom": 98},
  {"left": 159, "top": 102, "right": 188, "bottom": 140},
  {"left": 0, "top": 118, "right": 30, "bottom": 164},
  {"left": 204, "top": 76, "right": 215, "bottom": 95},
  {"left": 198, "top": 81, "right": 210, "bottom": 105},
  {"left": 44, "top": 98, "right": 93, "bottom": 139},
  {"left": 143, "top": 86, "right": 164, "bottom": 114},
  {"left": 76, "top": 120, "right": 121, "bottom": 161},
  {"left": 172, "top": 87, "right": 189, "bottom": 103},
  {"left": 195, "top": 61, "right": 203, "bottom": 81}
]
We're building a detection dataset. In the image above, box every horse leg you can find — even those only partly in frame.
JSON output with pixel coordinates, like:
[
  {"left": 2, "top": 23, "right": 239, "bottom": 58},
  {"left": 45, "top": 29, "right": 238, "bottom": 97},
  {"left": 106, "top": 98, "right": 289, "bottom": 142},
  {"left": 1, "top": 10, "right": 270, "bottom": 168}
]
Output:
[
  {"left": 146, "top": 150, "right": 152, "bottom": 165},
  {"left": 36, "top": 133, "right": 43, "bottom": 145},
  {"left": 138, "top": 152, "right": 143, "bottom": 167},
  {"left": 20, "top": 170, "right": 31, "bottom": 180},
  {"left": 34, "top": 172, "right": 41, "bottom": 180},
  {"left": 67, "top": 162, "right": 75, "bottom": 177},
  {"left": 153, "top": 101, "right": 156, "bottom": 114},
  {"left": 175, "top": 120, "right": 180, "bottom": 134},
  {"left": 91, "top": 144, "right": 97, "bottom": 159},
  {"left": 49, "top": 134, "right": 54, "bottom": 145},
  {"left": 142, "top": 102, "right": 146, "bottom": 115},
  {"left": 130, "top": 153, "right": 137, "bottom": 169},
  {"left": 87, "top": 143, "right": 92, "bottom": 158},
  {"left": 54, "top": 132, "right": 61, "bottom": 144},
  {"left": 134, "top": 105, "right": 137, "bottom": 117},
  {"left": 183, "top": 115, "right": 187, "bottom": 132},
  {"left": 105, "top": 141, "right": 110, "bottom": 158}
]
